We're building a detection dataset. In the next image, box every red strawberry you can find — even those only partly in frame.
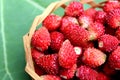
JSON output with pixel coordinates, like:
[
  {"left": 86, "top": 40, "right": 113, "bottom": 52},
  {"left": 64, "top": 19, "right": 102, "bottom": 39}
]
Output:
[
  {"left": 36, "top": 54, "right": 59, "bottom": 75},
  {"left": 103, "top": 1, "right": 120, "bottom": 12},
  {"left": 50, "top": 31, "right": 64, "bottom": 52},
  {"left": 115, "top": 27, "right": 120, "bottom": 40},
  {"left": 88, "top": 22, "right": 105, "bottom": 40},
  {"left": 84, "top": 8, "right": 96, "bottom": 19},
  {"left": 65, "top": 1, "right": 83, "bottom": 17},
  {"left": 106, "top": 8, "right": 120, "bottom": 29},
  {"left": 58, "top": 40, "right": 77, "bottom": 69},
  {"left": 59, "top": 64, "right": 77, "bottom": 79},
  {"left": 31, "top": 27, "right": 51, "bottom": 52},
  {"left": 74, "top": 46, "right": 82, "bottom": 57},
  {"left": 31, "top": 48, "right": 44, "bottom": 61},
  {"left": 43, "top": 14, "right": 61, "bottom": 31},
  {"left": 60, "top": 16, "right": 79, "bottom": 31},
  {"left": 40, "top": 75, "right": 61, "bottom": 80},
  {"left": 78, "top": 14, "right": 93, "bottom": 28},
  {"left": 97, "top": 73, "right": 110, "bottom": 80},
  {"left": 94, "top": 11, "right": 106, "bottom": 24},
  {"left": 60, "top": 23, "right": 89, "bottom": 47},
  {"left": 34, "top": 64, "right": 45, "bottom": 76},
  {"left": 98, "top": 34, "right": 119, "bottom": 52},
  {"left": 108, "top": 46, "right": 120, "bottom": 70},
  {"left": 76, "top": 65, "right": 98, "bottom": 80},
  {"left": 82, "top": 47, "right": 106, "bottom": 68}
]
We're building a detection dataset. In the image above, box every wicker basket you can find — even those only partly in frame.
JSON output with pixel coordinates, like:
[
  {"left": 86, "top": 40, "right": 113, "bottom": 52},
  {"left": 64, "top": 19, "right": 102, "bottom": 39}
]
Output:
[{"left": 23, "top": 0, "right": 106, "bottom": 80}]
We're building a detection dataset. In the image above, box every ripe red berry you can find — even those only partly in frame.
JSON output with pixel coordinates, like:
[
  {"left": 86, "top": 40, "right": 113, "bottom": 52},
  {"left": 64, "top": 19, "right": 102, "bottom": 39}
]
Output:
[
  {"left": 31, "top": 27, "right": 51, "bottom": 52},
  {"left": 94, "top": 11, "right": 106, "bottom": 24},
  {"left": 109, "top": 46, "right": 120, "bottom": 70},
  {"left": 76, "top": 65, "right": 98, "bottom": 80},
  {"left": 61, "top": 23, "right": 89, "bottom": 47},
  {"left": 58, "top": 40, "right": 77, "bottom": 69},
  {"left": 60, "top": 16, "right": 79, "bottom": 31},
  {"left": 34, "top": 64, "right": 45, "bottom": 76},
  {"left": 84, "top": 8, "right": 96, "bottom": 19},
  {"left": 82, "top": 47, "right": 106, "bottom": 68},
  {"left": 50, "top": 31, "right": 64, "bottom": 52},
  {"left": 65, "top": 1, "right": 83, "bottom": 17},
  {"left": 59, "top": 64, "right": 77, "bottom": 79},
  {"left": 36, "top": 54, "right": 59, "bottom": 75},
  {"left": 78, "top": 14, "right": 93, "bottom": 29},
  {"left": 106, "top": 8, "right": 120, "bottom": 29},
  {"left": 43, "top": 14, "right": 62, "bottom": 31},
  {"left": 103, "top": 1, "right": 120, "bottom": 12},
  {"left": 88, "top": 22, "right": 105, "bottom": 40},
  {"left": 98, "top": 34, "right": 119, "bottom": 52},
  {"left": 31, "top": 48, "right": 44, "bottom": 61}
]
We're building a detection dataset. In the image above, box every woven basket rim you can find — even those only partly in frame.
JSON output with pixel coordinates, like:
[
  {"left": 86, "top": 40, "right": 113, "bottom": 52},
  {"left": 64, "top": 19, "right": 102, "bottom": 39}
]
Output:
[{"left": 23, "top": 0, "right": 106, "bottom": 80}]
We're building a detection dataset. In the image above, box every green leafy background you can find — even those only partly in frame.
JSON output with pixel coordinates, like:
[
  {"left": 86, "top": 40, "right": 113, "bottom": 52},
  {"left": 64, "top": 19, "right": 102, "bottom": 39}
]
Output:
[{"left": 0, "top": 0, "right": 104, "bottom": 80}]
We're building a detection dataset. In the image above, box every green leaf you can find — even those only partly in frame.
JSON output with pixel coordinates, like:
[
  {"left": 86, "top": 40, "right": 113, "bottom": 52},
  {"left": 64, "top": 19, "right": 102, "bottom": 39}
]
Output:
[
  {"left": 0, "top": 0, "right": 56, "bottom": 80},
  {"left": 0, "top": 0, "right": 105, "bottom": 80}
]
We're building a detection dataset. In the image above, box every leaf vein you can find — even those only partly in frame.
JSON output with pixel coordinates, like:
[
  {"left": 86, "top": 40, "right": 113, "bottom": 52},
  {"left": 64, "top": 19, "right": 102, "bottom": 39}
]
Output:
[
  {"left": 26, "top": 0, "right": 45, "bottom": 11},
  {"left": 1, "top": 0, "right": 13, "bottom": 80}
]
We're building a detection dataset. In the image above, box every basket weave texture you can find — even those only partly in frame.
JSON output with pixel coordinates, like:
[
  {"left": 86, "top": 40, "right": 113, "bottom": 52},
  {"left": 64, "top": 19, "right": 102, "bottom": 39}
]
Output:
[{"left": 23, "top": 0, "right": 106, "bottom": 80}]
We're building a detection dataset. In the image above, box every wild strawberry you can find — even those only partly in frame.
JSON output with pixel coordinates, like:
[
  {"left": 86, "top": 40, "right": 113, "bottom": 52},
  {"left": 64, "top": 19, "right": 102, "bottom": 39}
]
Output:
[
  {"left": 34, "top": 64, "right": 45, "bottom": 76},
  {"left": 84, "top": 8, "right": 96, "bottom": 19},
  {"left": 59, "top": 64, "right": 77, "bottom": 79},
  {"left": 97, "top": 73, "right": 110, "bottom": 80},
  {"left": 40, "top": 75, "right": 61, "bottom": 80},
  {"left": 82, "top": 47, "right": 106, "bottom": 68},
  {"left": 98, "top": 34, "right": 119, "bottom": 52},
  {"left": 58, "top": 40, "right": 77, "bottom": 69},
  {"left": 103, "top": 1, "right": 120, "bottom": 12},
  {"left": 43, "top": 14, "right": 61, "bottom": 31},
  {"left": 88, "top": 22, "right": 105, "bottom": 40},
  {"left": 94, "top": 11, "right": 106, "bottom": 24},
  {"left": 31, "top": 27, "right": 51, "bottom": 52},
  {"left": 36, "top": 54, "right": 59, "bottom": 75},
  {"left": 50, "top": 31, "right": 64, "bottom": 52},
  {"left": 65, "top": 1, "right": 83, "bottom": 17},
  {"left": 108, "top": 46, "right": 120, "bottom": 70},
  {"left": 78, "top": 14, "right": 93, "bottom": 28},
  {"left": 60, "top": 23, "right": 89, "bottom": 47},
  {"left": 31, "top": 48, "right": 44, "bottom": 61},
  {"left": 74, "top": 46, "right": 82, "bottom": 57},
  {"left": 115, "top": 27, "right": 120, "bottom": 40},
  {"left": 106, "top": 8, "right": 120, "bottom": 29},
  {"left": 60, "top": 16, "right": 79, "bottom": 31},
  {"left": 76, "top": 65, "right": 98, "bottom": 80}
]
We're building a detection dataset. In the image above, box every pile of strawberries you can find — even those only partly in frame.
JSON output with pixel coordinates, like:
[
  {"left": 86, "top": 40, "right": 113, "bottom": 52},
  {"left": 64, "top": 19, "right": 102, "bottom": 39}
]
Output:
[{"left": 30, "top": 1, "right": 120, "bottom": 80}]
